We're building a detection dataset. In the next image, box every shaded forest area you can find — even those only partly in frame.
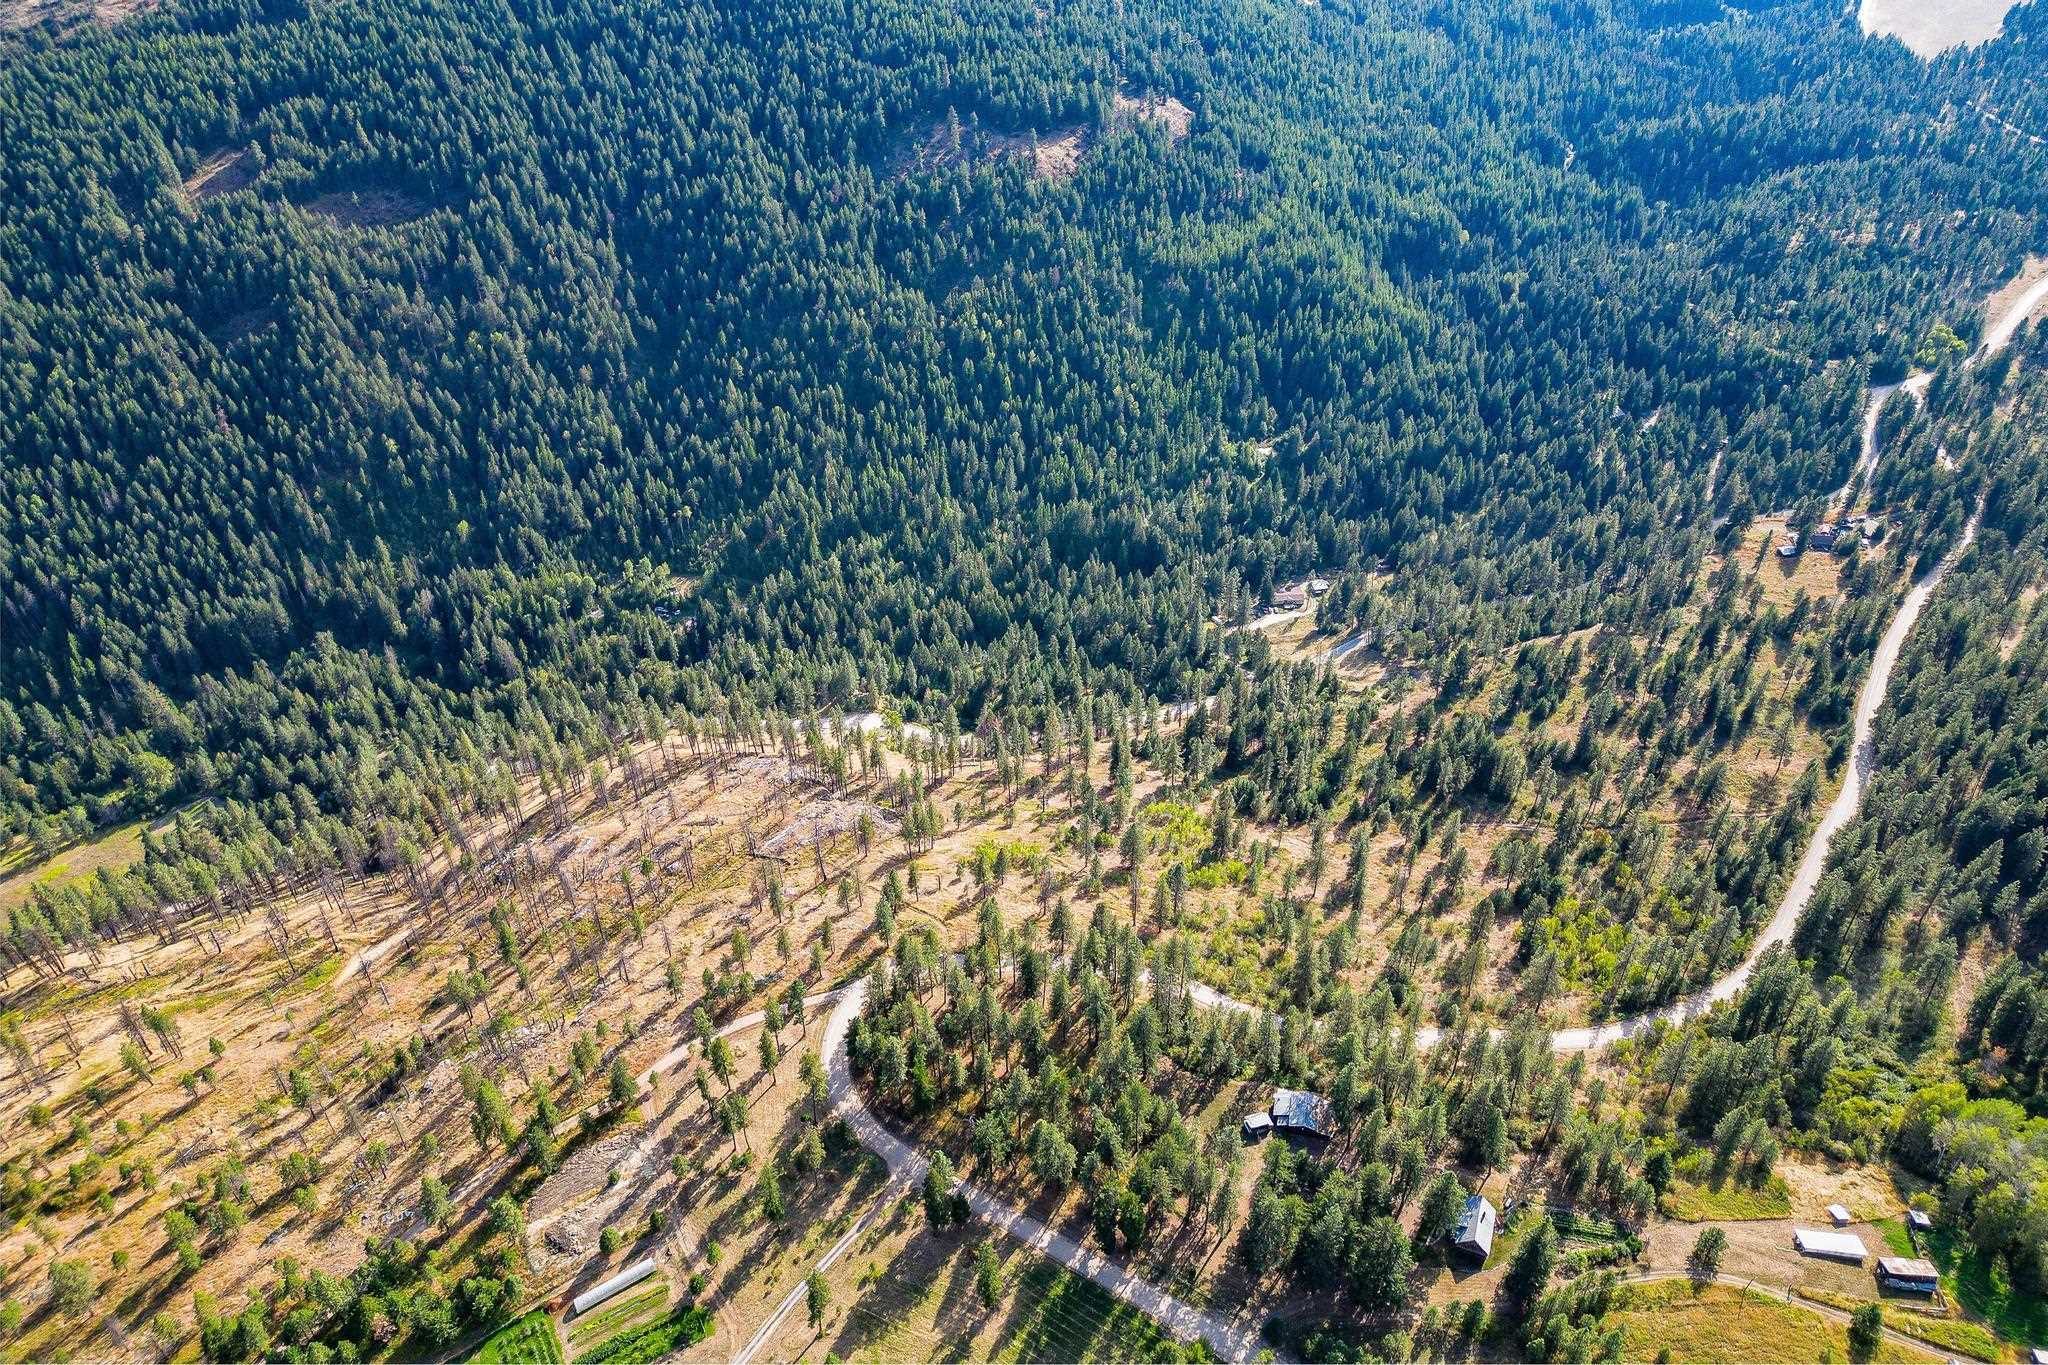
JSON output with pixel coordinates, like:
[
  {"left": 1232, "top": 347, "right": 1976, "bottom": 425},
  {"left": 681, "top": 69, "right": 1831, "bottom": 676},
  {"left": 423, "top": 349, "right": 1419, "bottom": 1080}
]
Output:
[{"left": 2, "top": 0, "right": 2045, "bottom": 903}]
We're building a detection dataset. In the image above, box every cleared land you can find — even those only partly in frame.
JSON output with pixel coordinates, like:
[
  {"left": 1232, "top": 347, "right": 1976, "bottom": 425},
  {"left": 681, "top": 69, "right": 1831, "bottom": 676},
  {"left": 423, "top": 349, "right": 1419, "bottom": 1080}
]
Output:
[
  {"left": 301, "top": 185, "right": 434, "bottom": 226},
  {"left": 1605, "top": 1281, "right": 1937, "bottom": 1364},
  {"left": 1858, "top": 0, "right": 2029, "bottom": 57},
  {"left": 0, "top": 0, "right": 154, "bottom": 30},
  {"left": 182, "top": 149, "right": 257, "bottom": 203}
]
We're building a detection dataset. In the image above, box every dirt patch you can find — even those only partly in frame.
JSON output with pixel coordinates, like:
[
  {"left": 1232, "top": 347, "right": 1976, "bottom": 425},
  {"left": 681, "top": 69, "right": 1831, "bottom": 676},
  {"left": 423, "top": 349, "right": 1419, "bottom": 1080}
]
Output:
[
  {"left": 1112, "top": 92, "right": 1194, "bottom": 142},
  {"left": 756, "top": 798, "right": 894, "bottom": 858},
  {"left": 1858, "top": 0, "right": 2025, "bottom": 57},
  {"left": 1982, "top": 253, "right": 2048, "bottom": 338},
  {"left": 0, "top": 0, "right": 155, "bottom": 31},
  {"left": 300, "top": 185, "right": 433, "bottom": 227},
  {"left": 888, "top": 118, "right": 1094, "bottom": 182},
  {"left": 1645, "top": 1216, "right": 1896, "bottom": 1300},
  {"left": 184, "top": 148, "right": 257, "bottom": 203},
  {"left": 528, "top": 1126, "right": 670, "bottom": 1272}
]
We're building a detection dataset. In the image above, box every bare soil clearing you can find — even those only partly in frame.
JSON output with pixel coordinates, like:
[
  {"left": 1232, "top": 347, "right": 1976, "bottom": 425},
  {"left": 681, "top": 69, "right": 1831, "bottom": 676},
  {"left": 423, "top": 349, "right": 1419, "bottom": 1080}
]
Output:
[
  {"left": 888, "top": 119, "right": 1094, "bottom": 181},
  {"left": 183, "top": 148, "right": 256, "bottom": 203},
  {"left": 1858, "top": 0, "right": 2030, "bottom": 57},
  {"left": 1112, "top": 92, "right": 1194, "bottom": 142},
  {"left": 0, "top": 0, "right": 155, "bottom": 32},
  {"left": 889, "top": 92, "right": 1189, "bottom": 182}
]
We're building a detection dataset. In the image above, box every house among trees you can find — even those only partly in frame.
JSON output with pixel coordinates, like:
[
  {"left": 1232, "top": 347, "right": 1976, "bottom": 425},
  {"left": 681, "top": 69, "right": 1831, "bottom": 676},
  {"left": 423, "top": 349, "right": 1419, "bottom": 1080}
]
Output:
[
  {"left": 1808, "top": 522, "right": 1839, "bottom": 551},
  {"left": 1793, "top": 1228, "right": 1868, "bottom": 1262},
  {"left": 1452, "top": 1194, "right": 1497, "bottom": 1261},
  {"left": 1268, "top": 1088, "right": 1334, "bottom": 1143},
  {"left": 1875, "top": 1257, "right": 1940, "bottom": 1296},
  {"left": 1271, "top": 583, "right": 1310, "bottom": 610},
  {"left": 1240, "top": 1110, "right": 1274, "bottom": 1142},
  {"left": 1906, "top": 1209, "right": 1934, "bottom": 1232}
]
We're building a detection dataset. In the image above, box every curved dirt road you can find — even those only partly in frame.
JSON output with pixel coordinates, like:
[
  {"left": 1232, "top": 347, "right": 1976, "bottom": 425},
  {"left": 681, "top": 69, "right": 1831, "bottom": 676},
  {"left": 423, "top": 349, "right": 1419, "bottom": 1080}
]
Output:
[
  {"left": 746, "top": 301, "right": 2025, "bottom": 1360},
  {"left": 736, "top": 978, "right": 1267, "bottom": 1365}
]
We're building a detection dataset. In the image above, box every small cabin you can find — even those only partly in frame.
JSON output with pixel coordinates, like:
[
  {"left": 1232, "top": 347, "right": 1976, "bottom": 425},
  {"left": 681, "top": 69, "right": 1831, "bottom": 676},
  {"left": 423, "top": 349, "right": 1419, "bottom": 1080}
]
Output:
[
  {"left": 1777, "top": 538, "right": 1801, "bottom": 559},
  {"left": 1876, "top": 1257, "right": 1939, "bottom": 1296},
  {"left": 1269, "top": 1088, "right": 1334, "bottom": 1144},
  {"left": 1809, "top": 523, "right": 1839, "bottom": 551},
  {"left": 1906, "top": 1209, "right": 1934, "bottom": 1232},
  {"left": 1241, "top": 1111, "right": 1273, "bottom": 1142},
  {"left": 1827, "top": 1203, "right": 1853, "bottom": 1227},
  {"left": 1271, "top": 584, "right": 1310, "bottom": 610},
  {"left": 1453, "top": 1194, "right": 1497, "bottom": 1261}
]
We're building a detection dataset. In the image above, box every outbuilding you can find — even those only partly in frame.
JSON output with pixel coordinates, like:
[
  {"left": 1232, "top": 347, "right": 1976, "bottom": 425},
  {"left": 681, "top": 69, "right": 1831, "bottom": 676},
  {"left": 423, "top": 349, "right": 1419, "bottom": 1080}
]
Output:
[
  {"left": 1241, "top": 1111, "right": 1274, "bottom": 1142},
  {"left": 1453, "top": 1194, "right": 1497, "bottom": 1262},
  {"left": 1875, "top": 1257, "right": 1940, "bottom": 1296},
  {"left": 1827, "top": 1203, "right": 1853, "bottom": 1227},
  {"left": 1794, "top": 1228, "right": 1868, "bottom": 1263},
  {"left": 1906, "top": 1209, "right": 1933, "bottom": 1232},
  {"left": 570, "top": 1258, "right": 658, "bottom": 1317}
]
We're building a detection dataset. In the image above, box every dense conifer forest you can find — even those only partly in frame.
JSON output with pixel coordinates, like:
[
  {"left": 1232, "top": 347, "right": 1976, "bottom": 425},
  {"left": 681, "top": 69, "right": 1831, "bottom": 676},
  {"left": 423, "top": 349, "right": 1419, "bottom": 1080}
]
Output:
[{"left": 4, "top": 0, "right": 2047, "bottom": 854}]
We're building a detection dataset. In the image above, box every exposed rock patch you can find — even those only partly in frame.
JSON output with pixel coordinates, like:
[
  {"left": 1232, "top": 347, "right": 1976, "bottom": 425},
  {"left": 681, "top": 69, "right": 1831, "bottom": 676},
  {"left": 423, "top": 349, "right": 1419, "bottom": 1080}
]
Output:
[{"left": 1112, "top": 91, "right": 1194, "bottom": 142}]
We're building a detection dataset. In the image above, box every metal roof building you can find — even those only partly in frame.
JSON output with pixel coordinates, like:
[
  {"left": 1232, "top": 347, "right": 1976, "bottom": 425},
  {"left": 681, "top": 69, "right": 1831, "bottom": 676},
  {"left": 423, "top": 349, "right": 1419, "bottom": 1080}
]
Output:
[
  {"left": 1876, "top": 1257, "right": 1939, "bottom": 1295},
  {"left": 1453, "top": 1194, "right": 1497, "bottom": 1261},
  {"left": 1793, "top": 1228, "right": 1868, "bottom": 1262},
  {"left": 1269, "top": 1088, "right": 1334, "bottom": 1140},
  {"left": 570, "top": 1257, "right": 658, "bottom": 1317}
]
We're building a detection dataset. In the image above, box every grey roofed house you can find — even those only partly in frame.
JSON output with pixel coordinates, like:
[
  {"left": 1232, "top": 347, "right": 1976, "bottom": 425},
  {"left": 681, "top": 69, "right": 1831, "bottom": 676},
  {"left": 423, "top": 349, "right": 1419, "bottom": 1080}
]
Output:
[
  {"left": 1241, "top": 1111, "right": 1274, "bottom": 1141},
  {"left": 1269, "top": 1088, "right": 1334, "bottom": 1140},
  {"left": 2029, "top": 1349, "right": 2048, "bottom": 1365},
  {"left": 1875, "top": 1257, "right": 1940, "bottom": 1295},
  {"left": 1906, "top": 1209, "right": 1933, "bottom": 1230},
  {"left": 1453, "top": 1194, "right": 1497, "bottom": 1260}
]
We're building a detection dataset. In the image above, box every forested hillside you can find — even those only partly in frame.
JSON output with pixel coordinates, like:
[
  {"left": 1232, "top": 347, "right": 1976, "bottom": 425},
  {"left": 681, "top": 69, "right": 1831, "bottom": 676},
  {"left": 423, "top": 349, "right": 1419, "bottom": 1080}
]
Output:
[
  {"left": 3, "top": 0, "right": 2046, "bottom": 860},
  {"left": 7, "top": 0, "right": 2048, "bottom": 1356}
]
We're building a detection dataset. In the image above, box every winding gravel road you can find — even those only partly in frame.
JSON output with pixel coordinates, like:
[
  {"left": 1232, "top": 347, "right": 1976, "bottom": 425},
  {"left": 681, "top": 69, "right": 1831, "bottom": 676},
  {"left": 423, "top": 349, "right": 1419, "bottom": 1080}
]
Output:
[{"left": 732, "top": 286, "right": 2038, "bottom": 1361}]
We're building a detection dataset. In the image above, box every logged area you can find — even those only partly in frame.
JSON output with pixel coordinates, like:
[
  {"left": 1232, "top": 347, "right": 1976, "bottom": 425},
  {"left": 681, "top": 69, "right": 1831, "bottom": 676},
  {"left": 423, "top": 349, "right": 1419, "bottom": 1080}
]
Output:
[{"left": 3, "top": 0, "right": 2048, "bottom": 1360}]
